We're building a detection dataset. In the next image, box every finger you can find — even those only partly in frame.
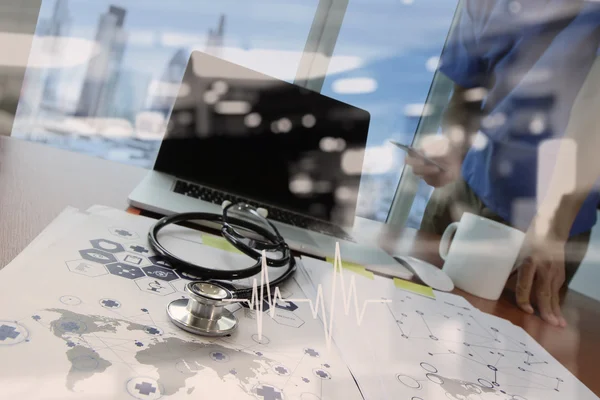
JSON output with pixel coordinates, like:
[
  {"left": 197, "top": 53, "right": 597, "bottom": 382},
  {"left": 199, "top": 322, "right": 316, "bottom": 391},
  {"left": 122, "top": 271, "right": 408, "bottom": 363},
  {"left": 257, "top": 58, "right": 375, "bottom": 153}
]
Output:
[
  {"left": 411, "top": 164, "right": 441, "bottom": 177},
  {"left": 550, "top": 290, "right": 565, "bottom": 328},
  {"left": 423, "top": 176, "right": 444, "bottom": 188},
  {"left": 405, "top": 156, "right": 425, "bottom": 168},
  {"left": 516, "top": 260, "right": 535, "bottom": 314},
  {"left": 420, "top": 153, "right": 447, "bottom": 164},
  {"left": 536, "top": 264, "right": 559, "bottom": 326},
  {"left": 551, "top": 266, "right": 567, "bottom": 327}
]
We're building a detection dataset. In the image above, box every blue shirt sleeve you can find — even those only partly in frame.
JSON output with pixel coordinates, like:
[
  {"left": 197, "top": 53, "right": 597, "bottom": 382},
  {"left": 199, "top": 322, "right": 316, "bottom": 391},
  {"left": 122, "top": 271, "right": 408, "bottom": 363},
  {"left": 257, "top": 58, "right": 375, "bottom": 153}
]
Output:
[
  {"left": 440, "top": 1, "right": 501, "bottom": 89},
  {"left": 440, "top": 3, "right": 485, "bottom": 88}
]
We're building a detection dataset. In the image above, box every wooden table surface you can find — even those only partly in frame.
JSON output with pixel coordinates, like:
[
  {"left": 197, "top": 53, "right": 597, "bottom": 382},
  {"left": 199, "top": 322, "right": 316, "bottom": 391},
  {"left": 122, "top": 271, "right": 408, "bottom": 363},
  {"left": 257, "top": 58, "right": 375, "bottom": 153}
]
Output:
[
  {"left": 1, "top": 136, "right": 599, "bottom": 396},
  {"left": 0, "top": 137, "right": 146, "bottom": 269}
]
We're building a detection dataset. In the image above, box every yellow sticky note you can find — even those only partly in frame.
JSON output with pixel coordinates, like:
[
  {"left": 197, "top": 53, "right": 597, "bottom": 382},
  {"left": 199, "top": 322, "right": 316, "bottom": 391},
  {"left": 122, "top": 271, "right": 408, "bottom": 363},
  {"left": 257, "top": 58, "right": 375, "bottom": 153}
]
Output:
[
  {"left": 394, "top": 278, "right": 436, "bottom": 299},
  {"left": 325, "top": 257, "right": 374, "bottom": 280},
  {"left": 202, "top": 234, "right": 244, "bottom": 254}
]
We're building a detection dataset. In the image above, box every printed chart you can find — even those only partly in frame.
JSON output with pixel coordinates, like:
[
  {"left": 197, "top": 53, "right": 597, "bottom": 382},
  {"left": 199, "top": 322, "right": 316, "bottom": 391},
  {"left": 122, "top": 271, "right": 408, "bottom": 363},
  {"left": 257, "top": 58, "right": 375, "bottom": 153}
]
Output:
[
  {"left": 0, "top": 212, "right": 362, "bottom": 400},
  {"left": 299, "top": 256, "right": 598, "bottom": 400}
]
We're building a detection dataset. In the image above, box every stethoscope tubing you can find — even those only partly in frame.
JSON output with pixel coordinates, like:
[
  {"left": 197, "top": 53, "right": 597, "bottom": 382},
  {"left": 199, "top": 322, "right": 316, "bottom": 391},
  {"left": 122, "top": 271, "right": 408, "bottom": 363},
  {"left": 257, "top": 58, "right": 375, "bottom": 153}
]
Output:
[{"left": 148, "top": 211, "right": 296, "bottom": 298}]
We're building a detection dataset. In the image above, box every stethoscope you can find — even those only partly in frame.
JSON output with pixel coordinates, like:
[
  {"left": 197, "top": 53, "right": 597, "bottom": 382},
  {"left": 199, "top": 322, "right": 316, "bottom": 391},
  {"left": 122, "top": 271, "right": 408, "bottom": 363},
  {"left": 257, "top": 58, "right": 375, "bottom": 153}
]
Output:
[{"left": 148, "top": 202, "right": 296, "bottom": 336}]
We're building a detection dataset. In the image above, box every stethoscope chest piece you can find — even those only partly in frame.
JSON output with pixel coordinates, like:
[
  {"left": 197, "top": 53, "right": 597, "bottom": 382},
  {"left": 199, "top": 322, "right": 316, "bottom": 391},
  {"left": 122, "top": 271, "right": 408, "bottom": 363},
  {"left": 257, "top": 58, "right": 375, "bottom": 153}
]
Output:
[{"left": 167, "top": 281, "right": 238, "bottom": 337}]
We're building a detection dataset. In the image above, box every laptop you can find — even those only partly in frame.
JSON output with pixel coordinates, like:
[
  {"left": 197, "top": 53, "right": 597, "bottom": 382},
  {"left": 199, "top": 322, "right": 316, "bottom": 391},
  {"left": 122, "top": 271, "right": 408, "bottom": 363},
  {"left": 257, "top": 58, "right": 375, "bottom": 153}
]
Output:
[{"left": 129, "top": 50, "right": 412, "bottom": 273}]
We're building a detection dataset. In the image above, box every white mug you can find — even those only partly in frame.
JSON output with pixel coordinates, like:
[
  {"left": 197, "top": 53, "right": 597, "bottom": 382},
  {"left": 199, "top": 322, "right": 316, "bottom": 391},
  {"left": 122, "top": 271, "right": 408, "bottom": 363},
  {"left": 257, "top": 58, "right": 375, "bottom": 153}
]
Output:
[{"left": 439, "top": 213, "right": 526, "bottom": 301}]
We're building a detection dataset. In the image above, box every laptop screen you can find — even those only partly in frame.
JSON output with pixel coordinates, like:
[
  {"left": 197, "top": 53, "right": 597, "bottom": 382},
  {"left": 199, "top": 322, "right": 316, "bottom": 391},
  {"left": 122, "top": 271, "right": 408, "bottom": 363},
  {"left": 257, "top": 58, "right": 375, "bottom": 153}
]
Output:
[{"left": 154, "top": 51, "right": 370, "bottom": 227}]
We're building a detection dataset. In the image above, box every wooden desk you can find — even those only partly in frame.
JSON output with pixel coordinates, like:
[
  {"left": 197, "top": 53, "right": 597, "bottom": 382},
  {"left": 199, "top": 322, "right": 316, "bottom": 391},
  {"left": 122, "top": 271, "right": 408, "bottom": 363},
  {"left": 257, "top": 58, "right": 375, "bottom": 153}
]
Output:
[
  {"left": 1, "top": 137, "right": 599, "bottom": 395},
  {"left": 0, "top": 137, "right": 146, "bottom": 269}
]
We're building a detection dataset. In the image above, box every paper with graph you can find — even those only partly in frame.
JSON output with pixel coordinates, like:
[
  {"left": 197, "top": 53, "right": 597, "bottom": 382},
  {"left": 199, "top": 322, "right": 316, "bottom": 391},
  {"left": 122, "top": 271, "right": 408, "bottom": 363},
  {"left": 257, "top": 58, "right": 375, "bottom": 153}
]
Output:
[
  {"left": 300, "top": 255, "right": 599, "bottom": 400},
  {"left": 0, "top": 208, "right": 362, "bottom": 400}
]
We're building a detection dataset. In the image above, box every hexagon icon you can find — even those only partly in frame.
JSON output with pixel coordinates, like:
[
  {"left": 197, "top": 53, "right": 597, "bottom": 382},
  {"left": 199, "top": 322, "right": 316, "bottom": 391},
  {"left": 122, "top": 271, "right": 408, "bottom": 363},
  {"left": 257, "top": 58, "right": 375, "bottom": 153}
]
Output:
[
  {"left": 80, "top": 249, "right": 118, "bottom": 265},
  {"left": 90, "top": 239, "right": 124, "bottom": 253},
  {"left": 108, "top": 227, "right": 139, "bottom": 240},
  {"left": 273, "top": 309, "right": 304, "bottom": 328},
  {"left": 170, "top": 279, "right": 188, "bottom": 293},
  {"left": 142, "top": 266, "right": 179, "bottom": 282},
  {"left": 66, "top": 260, "right": 108, "bottom": 277},
  {"left": 275, "top": 299, "right": 299, "bottom": 312},
  {"left": 128, "top": 243, "right": 151, "bottom": 255},
  {"left": 135, "top": 277, "right": 175, "bottom": 296},
  {"left": 117, "top": 252, "right": 151, "bottom": 267},
  {"left": 106, "top": 263, "right": 146, "bottom": 280}
]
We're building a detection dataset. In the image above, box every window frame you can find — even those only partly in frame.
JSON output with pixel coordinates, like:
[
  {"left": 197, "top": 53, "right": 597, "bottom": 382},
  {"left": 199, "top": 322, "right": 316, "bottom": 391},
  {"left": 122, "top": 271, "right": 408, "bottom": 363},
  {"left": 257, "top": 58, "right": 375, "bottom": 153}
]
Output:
[
  {"left": 0, "top": 0, "right": 42, "bottom": 136},
  {"left": 296, "top": 0, "right": 463, "bottom": 227},
  {"left": 386, "top": 1, "right": 463, "bottom": 227},
  {"left": 293, "top": 0, "right": 349, "bottom": 92}
]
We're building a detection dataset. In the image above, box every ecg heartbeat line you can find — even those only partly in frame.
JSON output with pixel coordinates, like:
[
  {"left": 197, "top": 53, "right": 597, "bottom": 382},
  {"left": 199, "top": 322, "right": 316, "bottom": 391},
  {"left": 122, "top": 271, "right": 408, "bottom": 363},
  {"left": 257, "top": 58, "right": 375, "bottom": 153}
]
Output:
[{"left": 225, "top": 242, "right": 391, "bottom": 350}]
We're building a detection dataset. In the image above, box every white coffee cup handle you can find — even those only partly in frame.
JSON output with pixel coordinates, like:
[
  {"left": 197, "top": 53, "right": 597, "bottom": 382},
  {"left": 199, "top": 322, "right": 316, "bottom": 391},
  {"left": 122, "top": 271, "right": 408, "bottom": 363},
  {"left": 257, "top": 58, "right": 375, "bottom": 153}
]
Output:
[{"left": 439, "top": 222, "right": 459, "bottom": 261}]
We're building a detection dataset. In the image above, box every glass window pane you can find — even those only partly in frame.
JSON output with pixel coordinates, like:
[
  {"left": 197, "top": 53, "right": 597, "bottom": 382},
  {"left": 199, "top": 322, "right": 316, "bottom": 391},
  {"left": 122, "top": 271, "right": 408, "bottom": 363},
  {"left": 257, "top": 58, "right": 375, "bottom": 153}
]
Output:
[
  {"left": 0, "top": 0, "right": 41, "bottom": 136},
  {"left": 12, "top": 0, "right": 319, "bottom": 166},
  {"left": 320, "top": 0, "right": 458, "bottom": 222}
]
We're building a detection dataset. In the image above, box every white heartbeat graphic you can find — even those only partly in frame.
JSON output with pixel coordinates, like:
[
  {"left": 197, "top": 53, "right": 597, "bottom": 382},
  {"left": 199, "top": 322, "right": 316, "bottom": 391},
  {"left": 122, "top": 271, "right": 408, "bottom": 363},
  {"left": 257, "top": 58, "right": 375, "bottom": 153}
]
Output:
[{"left": 225, "top": 242, "right": 391, "bottom": 350}]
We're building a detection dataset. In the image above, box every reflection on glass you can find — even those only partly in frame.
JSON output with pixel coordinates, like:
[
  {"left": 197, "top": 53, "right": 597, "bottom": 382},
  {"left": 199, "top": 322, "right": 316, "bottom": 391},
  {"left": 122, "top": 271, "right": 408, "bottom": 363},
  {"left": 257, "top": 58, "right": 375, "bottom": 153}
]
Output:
[
  {"left": 11, "top": 0, "right": 319, "bottom": 166},
  {"left": 9, "top": 0, "right": 462, "bottom": 225},
  {"left": 321, "top": 0, "right": 458, "bottom": 222}
]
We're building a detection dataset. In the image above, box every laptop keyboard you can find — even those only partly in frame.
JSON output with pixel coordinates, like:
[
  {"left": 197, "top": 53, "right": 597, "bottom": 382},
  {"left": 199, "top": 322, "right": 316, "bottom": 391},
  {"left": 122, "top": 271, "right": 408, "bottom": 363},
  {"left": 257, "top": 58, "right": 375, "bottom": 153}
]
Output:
[{"left": 173, "top": 180, "right": 355, "bottom": 242}]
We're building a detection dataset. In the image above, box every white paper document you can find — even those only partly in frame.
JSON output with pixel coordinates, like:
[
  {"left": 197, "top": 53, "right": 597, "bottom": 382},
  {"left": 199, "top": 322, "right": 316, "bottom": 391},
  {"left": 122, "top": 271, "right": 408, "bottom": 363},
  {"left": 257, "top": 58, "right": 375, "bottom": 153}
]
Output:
[
  {"left": 299, "top": 255, "right": 598, "bottom": 400},
  {"left": 0, "top": 208, "right": 363, "bottom": 400}
]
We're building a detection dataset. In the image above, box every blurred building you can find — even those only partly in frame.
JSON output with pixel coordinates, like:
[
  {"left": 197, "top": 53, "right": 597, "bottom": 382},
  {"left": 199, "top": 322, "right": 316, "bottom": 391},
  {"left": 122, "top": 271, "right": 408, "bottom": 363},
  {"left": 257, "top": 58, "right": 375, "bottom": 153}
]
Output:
[
  {"left": 150, "top": 48, "right": 188, "bottom": 115},
  {"left": 163, "top": 49, "right": 189, "bottom": 84},
  {"left": 110, "top": 69, "right": 152, "bottom": 122},
  {"left": 150, "top": 14, "right": 227, "bottom": 117},
  {"left": 205, "top": 14, "right": 226, "bottom": 57},
  {"left": 75, "top": 5, "right": 128, "bottom": 118},
  {"left": 0, "top": 0, "right": 42, "bottom": 136},
  {"left": 16, "top": 0, "right": 71, "bottom": 122},
  {"left": 41, "top": 0, "right": 71, "bottom": 109}
]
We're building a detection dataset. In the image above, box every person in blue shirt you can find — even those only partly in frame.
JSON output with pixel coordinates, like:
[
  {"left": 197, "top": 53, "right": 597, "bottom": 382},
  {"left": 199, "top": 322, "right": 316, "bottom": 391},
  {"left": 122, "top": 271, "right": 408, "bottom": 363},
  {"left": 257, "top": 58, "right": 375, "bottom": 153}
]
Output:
[{"left": 407, "top": 0, "right": 600, "bottom": 327}]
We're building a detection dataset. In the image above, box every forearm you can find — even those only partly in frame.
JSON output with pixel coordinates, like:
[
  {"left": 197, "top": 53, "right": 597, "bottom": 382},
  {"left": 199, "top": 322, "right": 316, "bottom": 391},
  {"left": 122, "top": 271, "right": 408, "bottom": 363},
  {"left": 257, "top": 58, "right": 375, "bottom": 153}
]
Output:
[{"left": 536, "top": 56, "right": 600, "bottom": 240}]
